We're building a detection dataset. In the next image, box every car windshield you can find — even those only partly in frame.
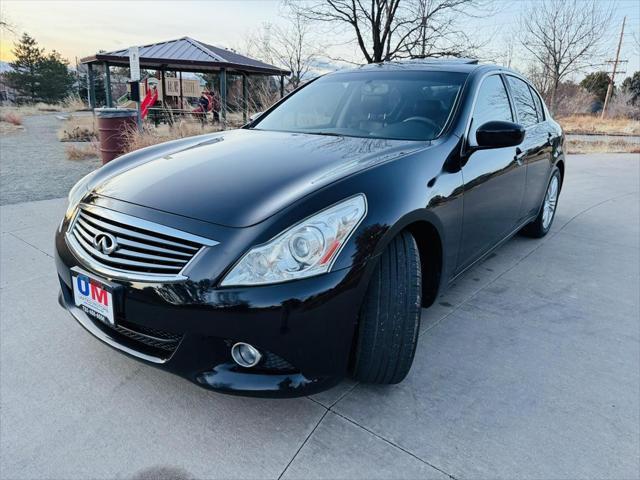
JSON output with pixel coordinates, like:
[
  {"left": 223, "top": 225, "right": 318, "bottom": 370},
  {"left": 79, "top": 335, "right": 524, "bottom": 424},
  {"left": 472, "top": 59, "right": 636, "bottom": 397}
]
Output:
[{"left": 252, "top": 71, "right": 467, "bottom": 141}]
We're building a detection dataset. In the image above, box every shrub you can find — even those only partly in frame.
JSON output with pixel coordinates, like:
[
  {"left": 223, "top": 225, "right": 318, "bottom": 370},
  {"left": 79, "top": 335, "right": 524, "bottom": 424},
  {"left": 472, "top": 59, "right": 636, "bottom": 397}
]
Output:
[
  {"left": 61, "top": 94, "right": 88, "bottom": 112},
  {"left": 606, "top": 91, "right": 639, "bottom": 120},
  {"left": 58, "top": 114, "right": 96, "bottom": 142},
  {"left": 0, "top": 111, "right": 23, "bottom": 125},
  {"left": 65, "top": 143, "right": 99, "bottom": 160},
  {"left": 60, "top": 126, "right": 94, "bottom": 142},
  {"left": 34, "top": 102, "right": 62, "bottom": 112},
  {"left": 554, "top": 83, "right": 598, "bottom": 116}
]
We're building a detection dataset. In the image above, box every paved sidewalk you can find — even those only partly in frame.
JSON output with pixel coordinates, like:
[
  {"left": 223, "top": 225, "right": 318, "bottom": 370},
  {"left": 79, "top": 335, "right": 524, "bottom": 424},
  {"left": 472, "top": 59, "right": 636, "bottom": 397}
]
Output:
[{"left": 1, "top": 154, "right": 638, "bottom": 479}]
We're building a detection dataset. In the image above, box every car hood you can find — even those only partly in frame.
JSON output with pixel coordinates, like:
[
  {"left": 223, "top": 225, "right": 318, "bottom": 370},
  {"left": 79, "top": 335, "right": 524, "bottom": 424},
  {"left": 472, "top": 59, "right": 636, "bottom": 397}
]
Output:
[{"left": 95, "top": 129, "right": 426, "bottom": 227}]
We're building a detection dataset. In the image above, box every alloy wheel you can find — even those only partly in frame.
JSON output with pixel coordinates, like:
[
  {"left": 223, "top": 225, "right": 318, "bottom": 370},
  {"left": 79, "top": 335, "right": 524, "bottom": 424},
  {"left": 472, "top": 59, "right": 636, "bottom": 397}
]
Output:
[{"left": 542, "top": 175, "right": 559, "bottom": 229}]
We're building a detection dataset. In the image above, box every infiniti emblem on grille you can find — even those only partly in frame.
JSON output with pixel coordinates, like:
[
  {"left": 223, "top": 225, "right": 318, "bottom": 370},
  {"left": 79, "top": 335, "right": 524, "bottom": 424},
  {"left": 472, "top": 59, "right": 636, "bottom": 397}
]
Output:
[{"left": 93, "top": 232, "right": 118, "bottom": 255}]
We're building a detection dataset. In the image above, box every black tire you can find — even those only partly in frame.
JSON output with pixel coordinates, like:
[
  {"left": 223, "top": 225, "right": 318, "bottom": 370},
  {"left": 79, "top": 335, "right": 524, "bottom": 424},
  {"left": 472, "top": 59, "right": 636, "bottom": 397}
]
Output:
[
  {"left": 521, "top": 167, "right": 562, "bottom": 238},
  {"left": 352, "top": 231, "right": 422, "bottom": 384}
]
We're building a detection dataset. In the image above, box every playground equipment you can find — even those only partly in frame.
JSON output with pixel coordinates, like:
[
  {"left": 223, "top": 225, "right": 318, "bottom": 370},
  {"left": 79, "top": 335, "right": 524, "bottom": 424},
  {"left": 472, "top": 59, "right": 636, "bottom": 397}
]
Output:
[
  {"left": 140, "top": 87, "right": 158, "bottom": 119},
  {"left": 118, "top": 76, "right": 208, "bottom": 121}
]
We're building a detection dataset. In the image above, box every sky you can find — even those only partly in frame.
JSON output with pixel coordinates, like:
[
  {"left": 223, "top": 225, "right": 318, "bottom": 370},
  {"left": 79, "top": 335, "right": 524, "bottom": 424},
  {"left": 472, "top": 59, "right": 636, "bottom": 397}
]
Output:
[{"left": 1, "top": 0, "right": 638, "bottom": 80}]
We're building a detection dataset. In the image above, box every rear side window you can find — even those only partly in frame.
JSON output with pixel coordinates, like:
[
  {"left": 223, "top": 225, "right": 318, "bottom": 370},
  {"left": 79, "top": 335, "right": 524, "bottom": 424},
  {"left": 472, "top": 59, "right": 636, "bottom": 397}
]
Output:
[
  {"left": 529, "top": 86, "right": 546, "bottom": 122},
  {"left": 471, "top": 75, "right": 513, "bottom": 137},
  {"left": 506, "top": 76, "right": 538, "bottom": 127}
]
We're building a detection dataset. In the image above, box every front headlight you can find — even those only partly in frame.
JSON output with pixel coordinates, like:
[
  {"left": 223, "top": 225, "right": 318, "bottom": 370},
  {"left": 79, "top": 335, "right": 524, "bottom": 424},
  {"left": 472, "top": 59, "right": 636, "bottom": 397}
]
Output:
[{"left": 220, "top": 194, "right": 367, "bottom": 287}]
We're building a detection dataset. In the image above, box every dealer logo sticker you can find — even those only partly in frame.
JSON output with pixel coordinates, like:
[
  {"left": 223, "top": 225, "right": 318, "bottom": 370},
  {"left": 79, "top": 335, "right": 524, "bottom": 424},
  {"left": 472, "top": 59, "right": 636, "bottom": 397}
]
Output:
[{"left": 73, "top": 273, "right": 115, "bottom": 325}]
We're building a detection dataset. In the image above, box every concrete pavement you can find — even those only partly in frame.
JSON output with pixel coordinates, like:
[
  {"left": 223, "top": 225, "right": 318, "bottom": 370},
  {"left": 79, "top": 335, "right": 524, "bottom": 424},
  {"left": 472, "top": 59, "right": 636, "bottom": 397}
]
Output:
[{"left": 0, "top": 154, "right": 638, "bottom": 479}]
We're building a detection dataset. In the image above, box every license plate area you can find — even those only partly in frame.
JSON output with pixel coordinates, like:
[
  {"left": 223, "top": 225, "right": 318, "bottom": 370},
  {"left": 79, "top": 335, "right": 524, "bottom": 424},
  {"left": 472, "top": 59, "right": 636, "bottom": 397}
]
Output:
[{"left": 71, "top": 267, "right": 117, "bottom": 326}]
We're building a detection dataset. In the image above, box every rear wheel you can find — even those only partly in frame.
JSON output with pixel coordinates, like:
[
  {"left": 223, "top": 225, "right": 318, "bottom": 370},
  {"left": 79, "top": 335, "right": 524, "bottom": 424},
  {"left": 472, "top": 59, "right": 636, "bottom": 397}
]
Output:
[
  {"left": 521, "top": 167, "right": 561, "bottom": 238},
  {"left": 352, "top": 231, "right": 422, "bottom": 384}
]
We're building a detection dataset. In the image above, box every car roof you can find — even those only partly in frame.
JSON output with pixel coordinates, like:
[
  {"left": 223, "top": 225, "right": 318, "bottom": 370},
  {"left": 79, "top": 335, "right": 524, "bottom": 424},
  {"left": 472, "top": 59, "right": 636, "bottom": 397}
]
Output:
[{"left": 335, "top": 59, "right": 506, "bottom": 75}]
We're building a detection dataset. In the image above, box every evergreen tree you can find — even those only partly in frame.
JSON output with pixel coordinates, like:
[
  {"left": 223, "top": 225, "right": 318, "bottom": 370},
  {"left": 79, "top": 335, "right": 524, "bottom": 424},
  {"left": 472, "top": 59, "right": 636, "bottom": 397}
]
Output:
[
  {"left": 37, "top": 50, "right": 74, "bottom": 103},
  {"left": 6, "top": 33, "right": 44, "bottom": 102},
  {"left": 78, "top": 65, "right": 106, "bottom": 107},
  {"left": 5, "top": 33, "right": 74, "bottom": 103},
  {"left": 621, "top": 72, "right": 640, "bottom": 106},
  {"left": 579, "top": 72, "right": 611, "bottom": 103}
]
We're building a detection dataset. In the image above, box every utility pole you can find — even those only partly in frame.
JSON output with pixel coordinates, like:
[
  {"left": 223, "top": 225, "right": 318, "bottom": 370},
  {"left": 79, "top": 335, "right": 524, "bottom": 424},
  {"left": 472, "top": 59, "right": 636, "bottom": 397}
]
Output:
[{"left": 601, "top": 16, "right": 626, "bottom": 119}]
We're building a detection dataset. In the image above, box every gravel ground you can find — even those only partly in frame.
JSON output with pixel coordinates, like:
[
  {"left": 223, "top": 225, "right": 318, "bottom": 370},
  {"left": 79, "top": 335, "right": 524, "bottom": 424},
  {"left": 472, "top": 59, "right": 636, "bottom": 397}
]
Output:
[{"left": 0, "top": 113, "right": 101, "bottom": 205}]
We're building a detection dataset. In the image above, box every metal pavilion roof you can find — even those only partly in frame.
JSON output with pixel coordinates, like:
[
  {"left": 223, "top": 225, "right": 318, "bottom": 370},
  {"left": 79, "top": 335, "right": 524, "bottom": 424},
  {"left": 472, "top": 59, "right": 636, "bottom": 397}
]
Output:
[{"left": 81, "top": 37, "right": 289, "bottom": 76}]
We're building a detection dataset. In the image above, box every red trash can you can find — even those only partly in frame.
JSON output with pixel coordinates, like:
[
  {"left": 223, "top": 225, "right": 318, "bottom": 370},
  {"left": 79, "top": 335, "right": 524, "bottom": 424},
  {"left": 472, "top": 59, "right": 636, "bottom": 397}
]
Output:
[{"left": 95, "top": 108, "right": 138, "bottom": 164}]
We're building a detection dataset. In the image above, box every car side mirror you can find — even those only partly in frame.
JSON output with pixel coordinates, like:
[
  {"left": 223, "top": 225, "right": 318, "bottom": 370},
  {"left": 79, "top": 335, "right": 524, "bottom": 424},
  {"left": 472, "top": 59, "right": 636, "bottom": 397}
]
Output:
[
  {"left": 249, "top": 111, "right": 264, "bottom": 122},
  {"left": 475, "top": 121, "right": 525, "bottom": 149}
]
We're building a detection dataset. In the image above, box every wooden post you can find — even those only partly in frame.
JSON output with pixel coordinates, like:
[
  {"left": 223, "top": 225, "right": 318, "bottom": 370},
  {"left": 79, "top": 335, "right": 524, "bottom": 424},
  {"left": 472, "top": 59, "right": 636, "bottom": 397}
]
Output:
[
  {"left": 161, "top": 68, "right": 166, "bottom": 106},
  {"left": 104, "top": 62, "right": 112, "bottom": 107},
  {"left": 220, "top": 68, "right": 227, "bottom": 125},
  {"left": 87, "top": 63, "right": 96, "bottom": 109},
  {"left": 179, "top": 71, "right": 184, "bottom": 110},
  {"left": 280, "top": 75, "right": 284, "bottom": 98},
  {"left": 242, "top": 73, "right": 248, "bottom": 123}
]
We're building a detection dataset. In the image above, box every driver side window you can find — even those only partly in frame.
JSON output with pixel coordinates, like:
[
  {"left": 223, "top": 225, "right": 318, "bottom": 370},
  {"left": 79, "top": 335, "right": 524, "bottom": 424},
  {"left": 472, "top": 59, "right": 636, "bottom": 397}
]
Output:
[
  {"left": 470, "top": 75, "right": 513, "bottom": 144},
  {"left": 265, "top": 82, "right": 348, "bottom": 130}
]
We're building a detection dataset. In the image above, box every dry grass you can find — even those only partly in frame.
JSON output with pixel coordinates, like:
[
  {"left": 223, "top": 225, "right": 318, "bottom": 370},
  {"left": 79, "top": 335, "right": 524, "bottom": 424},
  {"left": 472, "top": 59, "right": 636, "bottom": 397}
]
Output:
[
  {"left": 0, "top": 122, "right": 25, "bottom": 135},
  {"left": 0, "top": 111, "right": 25, "bottom": 135},
  {"left": 1, "top": 103, "right": 61, "bottom": 116},
  {"left": 123, "top": 120, "right": 223, "bottom": 154},
  {"left": 65, "top": 143, "right": 99, "bottom": 160},
  {"left": 559, "top": 115, "right": 640, "bottom": 136},
  {"left": 58, "top": 114, "right": 96, "bottom": 142},
  {"left": 566, "top": 138, "right": 640, "bottom": 154},
  {"left": 0, "top": 96, "right": 87, "bottom": 117},
  {"left": 0, "top": 111, "right": 23, "bottom": 125},
  {"left": 61, "top": 94, "right": 89, "bottom": 112}
]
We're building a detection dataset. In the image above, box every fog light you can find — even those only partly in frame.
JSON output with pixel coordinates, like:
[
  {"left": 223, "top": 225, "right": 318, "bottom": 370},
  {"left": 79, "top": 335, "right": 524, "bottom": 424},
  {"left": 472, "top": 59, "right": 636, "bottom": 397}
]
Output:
[{"left": 231, "top": 342, "right": 262, "bottom": 368}]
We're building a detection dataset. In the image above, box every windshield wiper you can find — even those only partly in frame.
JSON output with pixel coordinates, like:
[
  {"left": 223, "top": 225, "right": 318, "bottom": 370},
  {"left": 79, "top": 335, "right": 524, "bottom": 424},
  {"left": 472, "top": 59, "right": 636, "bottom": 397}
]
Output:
[{"left": 302, "top": 131, "right": 344, "bottom": 137}]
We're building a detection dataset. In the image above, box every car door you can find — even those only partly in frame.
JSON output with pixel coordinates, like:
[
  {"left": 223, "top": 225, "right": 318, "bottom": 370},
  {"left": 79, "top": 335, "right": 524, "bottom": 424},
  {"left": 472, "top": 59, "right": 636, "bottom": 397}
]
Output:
[
  {"left": 505, "top": 75, "right": 553, "bottom": 220},
  {"left": 457, "top": 74, "right": 527, "bottom": 272}
]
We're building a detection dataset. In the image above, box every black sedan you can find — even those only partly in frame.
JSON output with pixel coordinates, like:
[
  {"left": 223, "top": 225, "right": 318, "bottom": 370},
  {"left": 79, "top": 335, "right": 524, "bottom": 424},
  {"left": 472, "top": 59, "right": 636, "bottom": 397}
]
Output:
[{"left": 55, "top": 59, "right": 564, "bottom": 397}]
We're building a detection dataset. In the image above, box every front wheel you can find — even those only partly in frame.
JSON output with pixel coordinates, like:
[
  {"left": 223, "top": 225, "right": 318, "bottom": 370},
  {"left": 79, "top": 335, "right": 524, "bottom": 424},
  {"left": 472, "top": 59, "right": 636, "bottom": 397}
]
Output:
[
  {"left": 521, "top": 167, "right": 561, "bottom": 238},
  {"left": 351, "top": 231, "right": 422, "bottom": 384}
]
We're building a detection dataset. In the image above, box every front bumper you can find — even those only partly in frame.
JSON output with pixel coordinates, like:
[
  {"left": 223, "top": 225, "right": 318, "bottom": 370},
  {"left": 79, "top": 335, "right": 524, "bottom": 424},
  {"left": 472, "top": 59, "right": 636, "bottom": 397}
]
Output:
[{"left": 55, "top": 235, "right": 368, "bottom": 398}]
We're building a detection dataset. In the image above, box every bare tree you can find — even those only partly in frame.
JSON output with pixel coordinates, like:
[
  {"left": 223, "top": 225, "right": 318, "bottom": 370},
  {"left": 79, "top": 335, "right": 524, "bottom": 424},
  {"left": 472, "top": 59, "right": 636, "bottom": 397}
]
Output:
[
  {"left": 519, "top": 0, "right": 612, "bottom": 113},
  {"left": 246, "top": 11, "right": 319, "bottom": 89},
  {"left": 290, "top": 0, "right": 487, "bottom": 64},
  {"left": 526, "top": 57, "right": 555, "bottom": 100},
  {"left": 399, "top": 0, "right": 488, "bottom": 59},
  {"left": 0, "top": 12, "right": 16, "bottom": 33}
]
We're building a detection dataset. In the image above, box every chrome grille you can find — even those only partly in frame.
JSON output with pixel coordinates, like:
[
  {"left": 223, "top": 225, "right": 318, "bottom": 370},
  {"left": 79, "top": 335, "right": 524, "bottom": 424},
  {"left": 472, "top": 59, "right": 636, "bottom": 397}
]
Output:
[{"left": 66, "top": 204, "right": 218, "bottom": 282}]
